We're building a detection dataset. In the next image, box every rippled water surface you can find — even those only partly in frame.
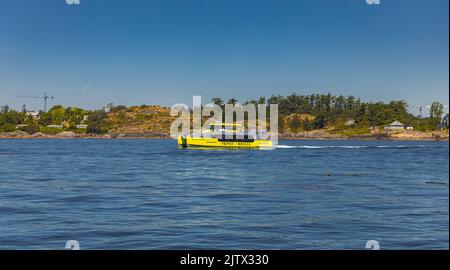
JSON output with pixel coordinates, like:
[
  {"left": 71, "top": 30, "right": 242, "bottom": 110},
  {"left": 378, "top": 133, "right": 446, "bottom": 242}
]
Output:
[{"left": 0, "top": 139, "right": 448, "bottom": 249}]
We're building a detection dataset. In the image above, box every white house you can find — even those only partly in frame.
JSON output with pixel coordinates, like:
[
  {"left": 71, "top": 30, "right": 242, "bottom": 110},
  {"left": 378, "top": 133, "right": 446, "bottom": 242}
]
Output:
[
  {"left": 385, "top": 120, "right": 405, "bottom": 130},
  {"left": 16, "top": 124, "right": 28, "bottom": 129},
  {"left": 26, "top": 111, "right": 40, "bottom": 119}
]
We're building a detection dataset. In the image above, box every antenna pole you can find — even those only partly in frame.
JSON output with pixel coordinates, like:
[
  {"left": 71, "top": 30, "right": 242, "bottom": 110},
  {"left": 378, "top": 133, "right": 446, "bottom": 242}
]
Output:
[{"left": 44, "top": 92, "right": 47, "bottom": 113}]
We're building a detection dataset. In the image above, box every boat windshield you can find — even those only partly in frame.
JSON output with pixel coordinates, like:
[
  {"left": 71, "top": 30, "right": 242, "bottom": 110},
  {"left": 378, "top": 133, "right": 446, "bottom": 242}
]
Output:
[{"left": 203, "top": 123, "right": 269, "bottom": 140}]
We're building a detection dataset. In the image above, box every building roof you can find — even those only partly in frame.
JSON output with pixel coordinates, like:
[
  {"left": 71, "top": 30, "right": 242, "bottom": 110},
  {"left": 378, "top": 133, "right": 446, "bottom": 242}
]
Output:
[
  {"left": 388, "top": 120, "right": 404, "bottom": 126},
  {"left": 26, "top": 111, "right": 39, "bottom": 116}
]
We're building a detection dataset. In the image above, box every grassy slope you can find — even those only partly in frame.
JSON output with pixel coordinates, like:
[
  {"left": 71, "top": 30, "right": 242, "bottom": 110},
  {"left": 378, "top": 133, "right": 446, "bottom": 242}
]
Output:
[{"left": 106, "top": 105, "right": 176, "bottom": 134}]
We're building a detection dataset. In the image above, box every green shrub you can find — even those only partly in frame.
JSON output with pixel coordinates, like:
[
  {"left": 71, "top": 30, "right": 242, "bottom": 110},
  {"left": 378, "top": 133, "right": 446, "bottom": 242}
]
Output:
[
  {"left": 0, "top": 123, "right": 16, "bottom": 132},
  {"left": 86, "top": 121, "right": 111, "bottom": 134},
  {"left": 87, "top": 110, "right": 108, "bottom": 122},
  {"left": 39, "top": 126, "right": 63, "bottom": 134},
  {"left": 19, "top": 124, "right": 40, "bottom": 134}
]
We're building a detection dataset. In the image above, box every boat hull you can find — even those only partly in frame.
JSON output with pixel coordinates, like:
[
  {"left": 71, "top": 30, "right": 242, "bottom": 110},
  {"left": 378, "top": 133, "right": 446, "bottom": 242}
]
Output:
[{"left": 177, "top": 136, "right": 273, "bottom": 149}]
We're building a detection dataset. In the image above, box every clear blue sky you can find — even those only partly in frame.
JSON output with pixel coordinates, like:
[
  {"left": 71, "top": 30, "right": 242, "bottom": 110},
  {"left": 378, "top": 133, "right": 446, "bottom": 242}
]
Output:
[{"left": 0, "top": 0, "right": 448, "bottom": 115}]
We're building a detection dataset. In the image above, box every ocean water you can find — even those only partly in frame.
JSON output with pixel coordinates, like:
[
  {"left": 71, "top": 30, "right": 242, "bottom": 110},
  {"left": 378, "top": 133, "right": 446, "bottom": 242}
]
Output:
[{"left": 0, "top": 139, "right": 448, "bottom": 250}]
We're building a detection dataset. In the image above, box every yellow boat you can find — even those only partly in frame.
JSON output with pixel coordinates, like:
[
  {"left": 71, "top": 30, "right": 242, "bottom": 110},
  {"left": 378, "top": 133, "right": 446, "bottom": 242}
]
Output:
[{"left": 177, "top": 123, "right": 273, "bottom": 149}]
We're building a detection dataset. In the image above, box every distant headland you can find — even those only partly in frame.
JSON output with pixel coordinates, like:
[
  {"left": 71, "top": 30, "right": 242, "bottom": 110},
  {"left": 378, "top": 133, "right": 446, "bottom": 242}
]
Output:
[{"left": 1, "top": 93, "right": 448, "bottom": 141}]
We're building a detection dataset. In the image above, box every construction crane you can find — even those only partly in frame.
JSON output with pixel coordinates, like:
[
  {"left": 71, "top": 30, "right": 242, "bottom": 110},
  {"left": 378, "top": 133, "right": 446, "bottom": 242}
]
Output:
[{"left": 17, "top": 92, "right": 54, "bottom": 112}]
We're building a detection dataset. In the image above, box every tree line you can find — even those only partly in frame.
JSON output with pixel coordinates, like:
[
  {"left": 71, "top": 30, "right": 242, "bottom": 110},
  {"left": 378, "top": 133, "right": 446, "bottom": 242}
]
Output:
[
  {"left": 210, "top": 93, "right": 447, "bottom": 132},
  {"left": 0, "top": 93, "right": 447, "bottom": 134}
]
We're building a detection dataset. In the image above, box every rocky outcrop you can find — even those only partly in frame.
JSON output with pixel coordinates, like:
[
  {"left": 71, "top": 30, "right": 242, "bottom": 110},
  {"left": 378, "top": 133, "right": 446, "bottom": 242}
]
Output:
[
  {"left": 279, "top": 130, "right": 449, "bottom": 141},
  {"left": 31, "top": 132, "right": 48, "bottom": 138},
  {"left": 279, "top": 131, "right": 347, "bottom": 140},
  {"left": 389, "top": 131, "right": 449, "bottom": 141},
  {"left": 109, "top": 132, "right": 170, "bottom": 138},
  {"left": 0, "top": 130, "right": 29, "bottom": 138},
  {"left": 348, "top": 133, "right": 392, "bottom": 140},
  {"left": 56, "top": 131, "right": 81, "bottom": 138}
]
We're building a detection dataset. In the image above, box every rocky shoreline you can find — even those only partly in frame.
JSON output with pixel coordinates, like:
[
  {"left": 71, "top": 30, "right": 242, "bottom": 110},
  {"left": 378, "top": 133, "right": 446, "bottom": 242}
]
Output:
[
  {"left": 0, "top": 131, "right": 170, "bottom": 139},
  {"left": 1, "top": 130, "right": 448, "bottom": 141},
  {"left": 280, "top": 130, "right": 449, "bottom": 141}
]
